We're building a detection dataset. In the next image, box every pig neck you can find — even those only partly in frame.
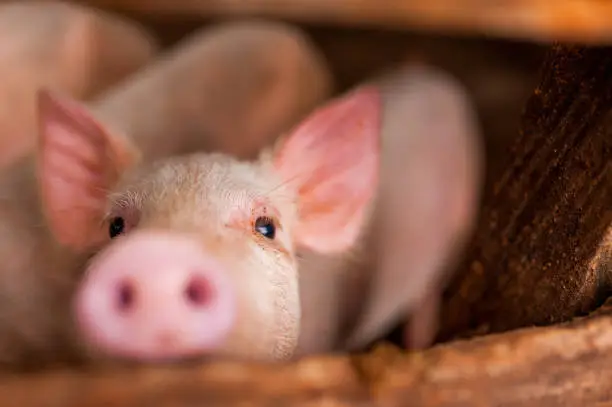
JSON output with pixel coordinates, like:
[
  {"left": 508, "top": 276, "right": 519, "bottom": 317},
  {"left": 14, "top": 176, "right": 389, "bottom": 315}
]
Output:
[
  {"left": 0, "top": 157, "right": 89, "bottom": 369},
  {"left": 296, "top": 186, "right": 380, "bottom": 355}
]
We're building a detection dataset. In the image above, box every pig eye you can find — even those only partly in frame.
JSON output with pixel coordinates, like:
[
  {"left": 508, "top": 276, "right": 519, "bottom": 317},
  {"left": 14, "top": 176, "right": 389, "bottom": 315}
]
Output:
[
  {"left": 109, "top": 217, "right": 125, "bottom": 238},
  {"left": 254, "top": 216, "right": 276, "bottom": 239}
]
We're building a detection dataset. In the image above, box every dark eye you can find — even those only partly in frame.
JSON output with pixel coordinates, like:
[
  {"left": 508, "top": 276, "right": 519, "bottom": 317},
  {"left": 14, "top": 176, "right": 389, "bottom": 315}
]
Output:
[
  {"left": 109, "top": 217, "right": 125, "bottom": 238},
  {"left": 254, "top": 216, "right": 276, "bottom": 239}
]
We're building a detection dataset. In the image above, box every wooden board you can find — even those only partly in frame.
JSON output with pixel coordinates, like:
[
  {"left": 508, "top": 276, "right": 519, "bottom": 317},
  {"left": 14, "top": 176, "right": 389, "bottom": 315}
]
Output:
[
  {"left": 439, "top": 44, "right": 612, "bottom": 342},
  {"left": 1, "top": 299, "right": 611, "bottom": 406},
  {"left": 72, "top": 0, "right": 612, "bottom": 44}
]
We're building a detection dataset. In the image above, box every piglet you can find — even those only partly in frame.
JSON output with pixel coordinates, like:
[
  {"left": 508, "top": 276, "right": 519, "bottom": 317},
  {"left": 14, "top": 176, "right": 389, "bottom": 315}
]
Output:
[
  {"left": 0, "top": 21, "right": 330, "bottom": 369},
  {"left": 0, "top": 1, "right": 157, "bottom": 168},
  {"left": 296, "top": 65, "right": 484, "bottom": 355},
  {"left": 35, "top": 86, "right": 380, "bottom": 363},
  {"left": 40, "top": 65, "right": 481, "bottom": 363}
]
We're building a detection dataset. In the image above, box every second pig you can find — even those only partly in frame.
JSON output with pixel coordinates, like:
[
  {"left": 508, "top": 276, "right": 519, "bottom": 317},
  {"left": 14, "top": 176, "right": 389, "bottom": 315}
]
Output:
[{"left": 36, "top": 66, "right": 483, "bottom": 363}]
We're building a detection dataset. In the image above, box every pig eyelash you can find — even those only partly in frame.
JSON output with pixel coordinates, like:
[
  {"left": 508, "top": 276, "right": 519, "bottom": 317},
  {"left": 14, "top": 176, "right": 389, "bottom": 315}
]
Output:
[
  {"left": 252, "top": 215, "right": 277, "bottom": 240},
  {"left": 248, "top": 201, "right": 283, "bottom": 241},
  {"left": 108, "top": 216, "right": 129, "bottom": 238},
  {"left": 103, "top": 207, "right": 140, "bottom": 239},
  {"left": 251, "top": 214, "right": 293, "bottom": 260},
  {"left": 241, "top": 204, "right": 293, "bottom": 260},
  {"left": 268, "top": 155, "right": 359, "bottom": 197},
  {"left": 250, "top": 202, "right": 277, "bottom": 231},
  {"left": 263, "top": 174, "right": 302, "bottom": 199}
]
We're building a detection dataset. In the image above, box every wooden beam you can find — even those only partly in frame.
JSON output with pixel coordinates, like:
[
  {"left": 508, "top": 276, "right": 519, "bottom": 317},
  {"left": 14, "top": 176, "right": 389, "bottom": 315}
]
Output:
[
  {"left": 439, "top": 44, "right": 612, "bottom": 341},
  {"left": 70, "top": 0, "right": 612, "bottom": 44},
  {"left": 1, "top": 299, "right": 611, "bottom": 406}
]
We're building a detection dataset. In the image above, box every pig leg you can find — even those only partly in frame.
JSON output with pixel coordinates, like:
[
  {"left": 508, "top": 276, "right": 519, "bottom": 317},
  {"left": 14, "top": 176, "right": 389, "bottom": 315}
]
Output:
[
  {"left": 0, "top": 1, "right": 157, "bottom": 168},
  {"left": 92, "top": 20, "right": 332, "bottom": 161},
  {"left": 404, "top": 289, "right": 441, "bottom": 349}
]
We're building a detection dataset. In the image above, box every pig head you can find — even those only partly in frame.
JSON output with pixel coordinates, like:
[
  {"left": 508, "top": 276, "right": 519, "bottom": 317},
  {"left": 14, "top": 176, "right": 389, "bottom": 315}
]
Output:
[
  {"left": 34, "top": 66, "right": 481, "bottom": 364},
  {"left": 34, "top": 86, "right": 381, "bottom": 364}
]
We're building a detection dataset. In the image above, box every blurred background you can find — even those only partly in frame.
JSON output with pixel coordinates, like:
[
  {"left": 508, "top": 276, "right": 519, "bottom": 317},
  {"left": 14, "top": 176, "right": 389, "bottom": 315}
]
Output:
[{"left": 65, "top": 0, "right": 556, "bottom": 188}]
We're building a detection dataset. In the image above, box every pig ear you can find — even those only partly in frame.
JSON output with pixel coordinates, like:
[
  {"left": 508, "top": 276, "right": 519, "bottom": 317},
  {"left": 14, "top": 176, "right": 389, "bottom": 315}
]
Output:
[
  {"left": 37, "top": 89, "right": 141, "bottom": 250},
  {"left": 273, "top": 86, "right": 381, "bottom": 253}
]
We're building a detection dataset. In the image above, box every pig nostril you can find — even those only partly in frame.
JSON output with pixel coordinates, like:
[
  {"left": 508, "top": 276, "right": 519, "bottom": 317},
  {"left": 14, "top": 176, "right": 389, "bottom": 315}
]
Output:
[
  {"left": 184, "top": 275, "right": 211, "bottom": 307},
  {"left": 116, "top": 280, "right": 136, "bottom": 312}
]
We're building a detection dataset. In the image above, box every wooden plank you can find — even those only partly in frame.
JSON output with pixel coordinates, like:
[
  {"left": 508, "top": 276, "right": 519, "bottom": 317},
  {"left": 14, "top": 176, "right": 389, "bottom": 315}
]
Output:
[
  {"left": 71, "top": 0, "right": 612, "bottom": 44},
  {"left": 439, "top": 44, "right": 612, "bottom": 342},
  {"left": 1, "top": 299, "right": 611, "bottom": 406}
]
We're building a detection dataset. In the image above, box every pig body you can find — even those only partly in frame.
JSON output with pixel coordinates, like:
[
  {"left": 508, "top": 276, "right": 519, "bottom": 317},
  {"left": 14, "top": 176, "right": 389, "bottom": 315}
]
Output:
[
  {"left": 0, "top": 161, "right": 84, "bottom": 368},
  {"left": 91, "top": 21, "right": 332, "bottom": 161},
  {"left": 0, "top": 1, "right": 157, "bottom": 168},
  {"left": 37, "top": 65, "right": 481, "bottom": 364},
  {"left": 296, "top": 66, "right": 484, "bottom": 355},
  {"left": 0, "top": 22, "right": 330, "bottom": 369}
]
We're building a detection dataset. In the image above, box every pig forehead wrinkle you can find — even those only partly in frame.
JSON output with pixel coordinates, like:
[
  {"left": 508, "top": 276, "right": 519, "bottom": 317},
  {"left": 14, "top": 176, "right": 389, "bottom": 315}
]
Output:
[{"left": 112, "top": 154, "right": 291, "bottom": 217}]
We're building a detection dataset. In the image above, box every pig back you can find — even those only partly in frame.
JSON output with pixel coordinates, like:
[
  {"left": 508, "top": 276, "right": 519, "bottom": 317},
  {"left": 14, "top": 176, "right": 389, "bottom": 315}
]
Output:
[
  {"left": 91, "top": 21, "right": 332, "bottom": 162},
  {"left": 0, "top": 1, "right": 157, "bottom": 169}
]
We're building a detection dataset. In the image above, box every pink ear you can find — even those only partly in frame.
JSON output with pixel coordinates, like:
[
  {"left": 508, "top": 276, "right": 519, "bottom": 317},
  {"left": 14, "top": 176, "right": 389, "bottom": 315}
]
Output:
[
  {"left": 274, "top": 86, "right": 381, "bottom": 253},
  {"left": 37, "top": 89, "right": 139, "bottom": 250}
]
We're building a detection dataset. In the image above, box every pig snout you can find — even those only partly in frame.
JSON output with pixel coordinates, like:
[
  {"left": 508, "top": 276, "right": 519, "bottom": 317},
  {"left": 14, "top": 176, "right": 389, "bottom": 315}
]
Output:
[{"left": 74, "top": 231, "right": 236, "bottom": 362}]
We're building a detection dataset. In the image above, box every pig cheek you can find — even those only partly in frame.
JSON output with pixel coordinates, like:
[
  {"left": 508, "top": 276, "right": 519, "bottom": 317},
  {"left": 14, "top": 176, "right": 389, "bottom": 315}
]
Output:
[
  {"left": 73, "top": 240, "right": 156, "bottom": 360},
  {"left": 72, "top": 254, "right": 128, "bottom": 357},
  {"left": 217, "top": 243, "right": 300, "bottom": 361},
  {"left": 265, "top": 251, "right": 300, "bottom": 361}
]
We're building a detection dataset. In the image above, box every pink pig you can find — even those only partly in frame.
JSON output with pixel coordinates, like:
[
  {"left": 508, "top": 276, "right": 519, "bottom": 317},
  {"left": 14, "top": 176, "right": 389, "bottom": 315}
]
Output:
[
  {"left": 37, "top": 65, "right": 482, "bottom": 362},
  {"left": 37, "top": 85, "right": 378, "bottom": 362}
]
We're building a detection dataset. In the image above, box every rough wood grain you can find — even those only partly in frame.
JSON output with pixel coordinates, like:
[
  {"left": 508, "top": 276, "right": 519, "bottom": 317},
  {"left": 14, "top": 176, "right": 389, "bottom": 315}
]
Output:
[
  {"left": 70, "top": 0, "right": 612, "bottom": 44},
  {"left": 593, "top": 226, "right": 612, "bottom": 297},
  {"left": 439, "top": 44, "right": 612, "bottom": 342},
  {"left": 1, "top": 299, "right": 611, "bottom": 406}
]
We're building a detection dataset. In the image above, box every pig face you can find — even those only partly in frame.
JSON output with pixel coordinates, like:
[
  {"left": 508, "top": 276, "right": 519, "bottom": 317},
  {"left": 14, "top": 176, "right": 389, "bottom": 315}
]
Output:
[
  {"left": 36, "top": 86, "right": 380, "bottom": 363},
  {"left": 94, "top": 154, "right": 301, "bottom": 362}
]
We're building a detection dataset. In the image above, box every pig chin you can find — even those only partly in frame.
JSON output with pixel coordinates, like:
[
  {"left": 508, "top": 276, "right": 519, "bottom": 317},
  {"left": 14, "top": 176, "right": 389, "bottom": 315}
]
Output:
[{"left": 219, "top": 253, "right": 301, "bottom": 362}]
